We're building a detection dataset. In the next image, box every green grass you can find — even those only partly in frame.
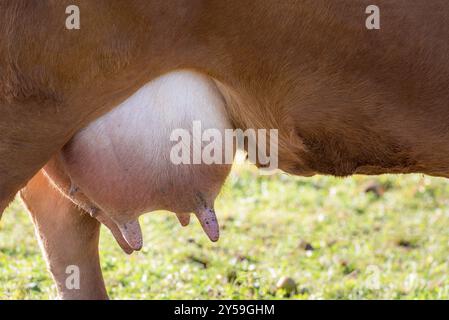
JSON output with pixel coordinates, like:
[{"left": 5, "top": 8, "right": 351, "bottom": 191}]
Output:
[{"left": 2, "top": 164, "right": 449, "bottom": 299}]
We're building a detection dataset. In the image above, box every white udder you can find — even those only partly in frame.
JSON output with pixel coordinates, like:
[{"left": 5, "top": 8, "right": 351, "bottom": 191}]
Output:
[{"left": 59, "top": 70, "right": 233, "bottom": 224}]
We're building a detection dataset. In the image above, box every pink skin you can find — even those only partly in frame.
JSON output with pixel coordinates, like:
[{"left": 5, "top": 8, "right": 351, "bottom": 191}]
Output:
[
  {"left": 195, "top": 208, "right": 220, "bottom": 242},
  {"left": 176, "top": 213, "right": 191, "bottom": 227},
  {"left": 45, "top": 71, "right": 234, "bottom": 251}
]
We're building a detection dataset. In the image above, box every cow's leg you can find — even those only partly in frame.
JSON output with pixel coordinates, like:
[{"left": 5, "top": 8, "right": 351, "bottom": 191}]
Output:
[
  {"left": 0, "top": 96, "right": 84, "bottom": 217},
  {"left": 20, "top": 170, "right": 108, "bottom": 300}
]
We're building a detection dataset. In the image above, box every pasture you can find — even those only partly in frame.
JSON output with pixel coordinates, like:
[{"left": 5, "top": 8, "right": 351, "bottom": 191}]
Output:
[{"left": 1, "top": 164, "right": 449, "bottom": 299}]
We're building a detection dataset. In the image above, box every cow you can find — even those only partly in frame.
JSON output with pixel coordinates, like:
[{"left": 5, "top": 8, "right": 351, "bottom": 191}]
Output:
[{"left": 1, "top": 0, "right": 449, "bottom": 298}]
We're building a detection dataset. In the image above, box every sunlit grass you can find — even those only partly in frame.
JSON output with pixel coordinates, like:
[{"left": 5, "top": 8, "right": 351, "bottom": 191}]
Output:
[{"left": 2, "top": 164, "right": 449, "bottom": 299}]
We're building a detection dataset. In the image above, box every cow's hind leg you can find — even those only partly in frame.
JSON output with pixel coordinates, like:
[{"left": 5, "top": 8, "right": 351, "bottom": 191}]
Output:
[
  {"left": 20, "top": 171, "right": 108, "bottom": 299},
  {"left": 0, "top": 91, "right": 88, "bottom": 217}
]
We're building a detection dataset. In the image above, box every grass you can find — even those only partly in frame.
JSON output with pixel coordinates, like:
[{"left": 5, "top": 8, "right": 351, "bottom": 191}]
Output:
[{"left": 2, "top": 163, "right": 449, "bottom": 299}]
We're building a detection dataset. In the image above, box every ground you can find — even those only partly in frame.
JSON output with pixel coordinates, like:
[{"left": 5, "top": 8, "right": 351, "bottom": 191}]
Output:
[{"left": 1, "top": 164, "right": 449, "bottom": 299}]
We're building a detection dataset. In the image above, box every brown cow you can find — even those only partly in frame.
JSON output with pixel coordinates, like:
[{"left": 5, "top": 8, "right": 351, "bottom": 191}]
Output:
[
  {"left": 2, "top": 0, "right": 449, "bottom": 214},
  {"left": 1, "top": 0, "right": 449, "bottom": 298}
]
